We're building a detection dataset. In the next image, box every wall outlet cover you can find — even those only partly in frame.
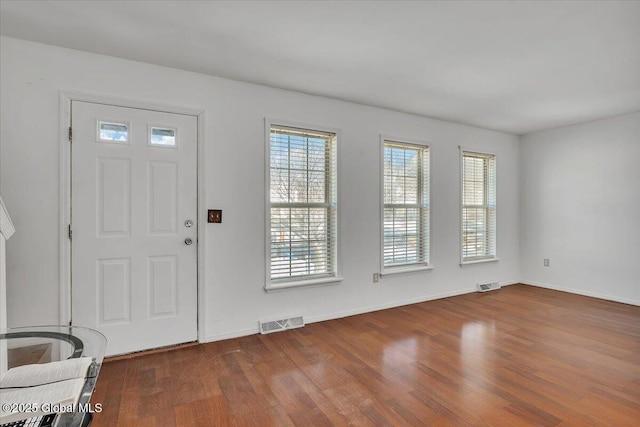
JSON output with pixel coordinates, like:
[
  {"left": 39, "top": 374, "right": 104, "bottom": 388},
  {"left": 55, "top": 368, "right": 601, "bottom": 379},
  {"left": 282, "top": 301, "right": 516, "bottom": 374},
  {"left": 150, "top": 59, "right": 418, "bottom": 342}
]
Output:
[{"left": 208, "top": 209, "right": 222, "bottom": 223}]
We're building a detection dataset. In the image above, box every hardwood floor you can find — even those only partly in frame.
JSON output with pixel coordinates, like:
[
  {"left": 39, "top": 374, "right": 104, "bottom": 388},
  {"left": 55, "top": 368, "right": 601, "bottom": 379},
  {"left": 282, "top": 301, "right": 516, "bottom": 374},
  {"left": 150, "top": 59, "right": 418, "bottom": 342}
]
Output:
[{"left": 91, "top": 284, "right": 640, "bottom": 426}]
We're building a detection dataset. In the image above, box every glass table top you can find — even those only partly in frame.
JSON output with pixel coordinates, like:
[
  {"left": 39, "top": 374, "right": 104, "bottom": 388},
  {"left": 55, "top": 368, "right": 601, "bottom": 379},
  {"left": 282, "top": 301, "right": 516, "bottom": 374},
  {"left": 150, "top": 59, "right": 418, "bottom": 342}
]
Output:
[
  {"left": 0, "top": 325, "right": 107, "bottom": 427},
  {"left": 0, "top": 325, "right": 107, "bottom": 371}
]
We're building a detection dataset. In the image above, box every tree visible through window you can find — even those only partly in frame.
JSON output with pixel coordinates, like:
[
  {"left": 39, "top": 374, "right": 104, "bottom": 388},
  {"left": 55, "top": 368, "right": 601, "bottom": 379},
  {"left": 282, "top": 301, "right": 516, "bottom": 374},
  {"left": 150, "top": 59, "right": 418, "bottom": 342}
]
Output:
[
  {"left": 269, "top": 125, "right": 337, "bottom": 283},
  {"left": 461, "top": 151, "right": 496, "bottom": 262},
  {"left": 383, "top": 141, "right": 430, "bottom": 269}
]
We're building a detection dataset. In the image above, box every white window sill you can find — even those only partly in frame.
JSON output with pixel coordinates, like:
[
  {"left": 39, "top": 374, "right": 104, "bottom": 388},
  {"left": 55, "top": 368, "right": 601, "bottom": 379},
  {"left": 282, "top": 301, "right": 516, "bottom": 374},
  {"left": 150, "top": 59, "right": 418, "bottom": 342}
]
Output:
[
  {"left": 381, "top": 265, "right": 434, "bottom": 277},
  {"left": 265, "top": 276, "right": 344, "bottom": 292},
  {"left": 460, "top": 257, "right": 499, "bottom": 266}
]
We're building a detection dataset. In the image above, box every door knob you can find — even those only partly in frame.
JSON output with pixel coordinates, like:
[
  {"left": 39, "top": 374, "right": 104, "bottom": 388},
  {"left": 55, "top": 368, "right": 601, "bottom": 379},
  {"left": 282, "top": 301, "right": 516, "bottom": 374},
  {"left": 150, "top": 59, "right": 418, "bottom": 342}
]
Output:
[{"left": 185, "top": 238, "right": 193, "bottom": 245}]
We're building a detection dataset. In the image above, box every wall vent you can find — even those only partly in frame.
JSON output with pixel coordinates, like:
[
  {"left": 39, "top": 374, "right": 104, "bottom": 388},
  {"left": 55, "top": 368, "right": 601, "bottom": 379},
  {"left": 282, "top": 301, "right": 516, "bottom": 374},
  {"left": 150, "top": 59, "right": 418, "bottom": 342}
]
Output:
[
  {"left": 259, "top": 315, "right": 304, "bottom": 334},
  {"left": 477, "top": 282, "right": 501, "bottom": 292}
]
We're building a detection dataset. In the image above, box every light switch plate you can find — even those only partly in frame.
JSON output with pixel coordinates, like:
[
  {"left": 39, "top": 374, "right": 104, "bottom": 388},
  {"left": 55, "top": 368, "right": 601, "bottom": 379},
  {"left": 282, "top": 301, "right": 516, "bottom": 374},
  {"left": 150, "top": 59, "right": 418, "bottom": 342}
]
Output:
[{"left": 208, "top": 209, "right": 222, "bottom": 223}]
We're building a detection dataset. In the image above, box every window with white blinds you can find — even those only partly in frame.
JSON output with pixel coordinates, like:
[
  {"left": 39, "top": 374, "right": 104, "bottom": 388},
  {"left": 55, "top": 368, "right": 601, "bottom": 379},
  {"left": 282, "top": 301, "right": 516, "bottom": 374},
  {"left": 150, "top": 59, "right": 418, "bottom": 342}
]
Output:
[
  {"left": 461, "top": 151, "right": 496, "bottom": 263},
  {"left": 268, "top": 125, "right": 338, "bottom": 285},
  {"left": 383, "top": 141, "right": 430, "bottom": 270}
]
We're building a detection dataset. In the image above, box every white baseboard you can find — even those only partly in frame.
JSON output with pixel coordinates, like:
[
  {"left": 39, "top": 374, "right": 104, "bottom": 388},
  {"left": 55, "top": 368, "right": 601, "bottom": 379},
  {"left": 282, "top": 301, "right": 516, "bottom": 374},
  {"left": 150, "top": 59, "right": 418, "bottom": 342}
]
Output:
[
  {"left": 521, "top": 280, "right": 640, "bottom": 307},
  {"left": 306, "top": 280, "right": 520, "bottom": 324},
  {"left": 305, "top": 288, "right": 473, "bottom": 325},
  {"left": 205, "top": 327, "right": 260, "bottom": 343},
  {"left": 204, "top": 280, "right": 521, "bottom": 343}
]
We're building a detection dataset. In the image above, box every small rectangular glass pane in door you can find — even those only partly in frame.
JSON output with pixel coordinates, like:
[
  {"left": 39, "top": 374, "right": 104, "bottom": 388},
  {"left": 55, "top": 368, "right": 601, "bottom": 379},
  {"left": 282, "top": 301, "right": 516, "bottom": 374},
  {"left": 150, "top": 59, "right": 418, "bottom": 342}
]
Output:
[
  {"left": 98, "top": 121, "right": 129, "bottom": 142},
  {"left": 150, "top": 127, "right": 177, "bottom": 146}
]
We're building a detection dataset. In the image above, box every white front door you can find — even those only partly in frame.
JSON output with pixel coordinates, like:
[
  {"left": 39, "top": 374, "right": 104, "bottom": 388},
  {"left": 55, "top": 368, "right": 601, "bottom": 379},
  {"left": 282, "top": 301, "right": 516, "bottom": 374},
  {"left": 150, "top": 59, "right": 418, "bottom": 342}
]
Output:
[{"left": 71, "top": 101, "right": 198, "bottom": 356}]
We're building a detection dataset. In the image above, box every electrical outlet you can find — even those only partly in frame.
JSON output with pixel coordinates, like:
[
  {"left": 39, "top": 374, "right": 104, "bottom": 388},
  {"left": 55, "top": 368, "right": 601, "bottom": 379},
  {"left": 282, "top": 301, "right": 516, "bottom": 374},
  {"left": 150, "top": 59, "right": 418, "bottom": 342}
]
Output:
[
  {"left": 373, "top": 273, "right": 379, "bottom": 283},
  {"left": 544, "top": 259, "right": 549, "bottom": 267}
]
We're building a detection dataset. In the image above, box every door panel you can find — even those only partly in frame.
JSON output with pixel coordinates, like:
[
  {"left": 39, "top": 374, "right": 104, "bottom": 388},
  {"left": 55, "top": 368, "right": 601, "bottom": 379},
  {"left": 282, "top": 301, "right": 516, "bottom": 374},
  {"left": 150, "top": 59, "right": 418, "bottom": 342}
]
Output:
[
  {"left": 148, "top": 255, "right": 177, "bottom": 317},
  {"left": 97, "top": 157, "right": 131, "bottom": 236},
  {"left": 97, "top": 258, "right": 131, "bottom": 325},
  {"left": 148, "top": 161, "right": 178, "bottom": 234},
  {"left": 71, "top": 101, "right": 197, "bottom": 356}
]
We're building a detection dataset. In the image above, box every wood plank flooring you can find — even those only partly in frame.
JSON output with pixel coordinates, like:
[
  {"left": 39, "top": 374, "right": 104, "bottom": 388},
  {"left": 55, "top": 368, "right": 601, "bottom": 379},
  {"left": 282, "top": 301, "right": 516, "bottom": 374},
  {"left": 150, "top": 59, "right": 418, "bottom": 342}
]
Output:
[{"left": 91, "top": 284, "right": 640, "bottom": 426}]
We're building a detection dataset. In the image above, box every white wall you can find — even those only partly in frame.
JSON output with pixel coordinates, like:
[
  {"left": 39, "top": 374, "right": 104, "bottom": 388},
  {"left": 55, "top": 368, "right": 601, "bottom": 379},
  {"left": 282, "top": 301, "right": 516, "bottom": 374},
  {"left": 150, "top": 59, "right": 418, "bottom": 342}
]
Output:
[
  {"left": 520, "top": 112, "right": 640, "bottom": 305},
  {"left": 0, "top": 37, "right": 520, "bottom": 340}
]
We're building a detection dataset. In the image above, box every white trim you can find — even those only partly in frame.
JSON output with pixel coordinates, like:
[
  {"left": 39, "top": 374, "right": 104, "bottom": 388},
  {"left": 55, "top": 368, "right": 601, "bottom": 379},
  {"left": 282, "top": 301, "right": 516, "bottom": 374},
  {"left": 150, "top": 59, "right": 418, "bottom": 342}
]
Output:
[
  {"left": 379, "top": 134, "right": 432, "bottom": 274},
  {"left": 265, "top": 276, "right": 344, "bottom": 292},
  {"left": 59, "top": 90, "right": 203, "bottom": 117},
  {"left": 379, "top": 136, "right": 384, "bottom": 276},
  {"left": 460, "top": 257, "right": 500, "bottom": 266},
  {"left": 206, "top": 327, "right": 260, "bottom": 342},
  {"left": 59, "top": 93, "right": 72, "bottom": 325},
  {"left": 379, "top": 265, "right": 434, "bottom": 277},
  {"left": 264, "top": 118, "right": 342, "bottom": 291},
  {"left": 264, "top": 118, "right": 270, "bottom": 288},
  {"left": 521, "top": 280, "right": 640, "bottom": 307},
  {"left": 59, "top": 90, "right": 206, "bottom": 343},
  {"left": 458, "top": 145, "right": 497, "bottom": 157},
  {"left": 380, "top": 134, "right": 431, "bottom": 150},
  {"left": 196, "top": 110, "right": 207, "bottom": 344}
]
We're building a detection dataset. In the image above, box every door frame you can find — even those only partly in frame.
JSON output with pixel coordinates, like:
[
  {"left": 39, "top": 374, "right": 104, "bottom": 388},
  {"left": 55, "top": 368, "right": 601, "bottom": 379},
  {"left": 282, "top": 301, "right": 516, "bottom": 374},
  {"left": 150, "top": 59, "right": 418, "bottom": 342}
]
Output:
[{"left": 58, "top": 90, "right": 207, "bottom": 345}]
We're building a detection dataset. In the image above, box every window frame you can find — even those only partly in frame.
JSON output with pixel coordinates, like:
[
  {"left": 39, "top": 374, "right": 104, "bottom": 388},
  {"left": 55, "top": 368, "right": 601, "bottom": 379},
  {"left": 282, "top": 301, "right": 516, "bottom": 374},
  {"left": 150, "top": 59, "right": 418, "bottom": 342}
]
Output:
[
  {"left": 264, "top": 118, "right": 342, "bottom": 291},
  {"left": 459, "top": 147, "right": 498, "bottom": 266},
  {"left": 380, "top": 135, "right": 433, "bottom": 276}
]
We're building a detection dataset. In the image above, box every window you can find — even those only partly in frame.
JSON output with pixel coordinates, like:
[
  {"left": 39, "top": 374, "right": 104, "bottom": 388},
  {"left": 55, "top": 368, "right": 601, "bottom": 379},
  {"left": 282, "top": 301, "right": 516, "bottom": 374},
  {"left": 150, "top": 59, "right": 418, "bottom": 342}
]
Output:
[
  {"left": 97, "top": 121, "right": 129, "bottom": 143},
  {"left": 461, "top": 150, "right": 496, "bottom": 263},
  {"left": 267, "top": 124, "right": 338, "bottom": 288},
  {"left": 383, "top": 140, "right": 430, "bottom": 271},
  {"left": 149, "top": 126, "right": 177, "bottom": 147}
]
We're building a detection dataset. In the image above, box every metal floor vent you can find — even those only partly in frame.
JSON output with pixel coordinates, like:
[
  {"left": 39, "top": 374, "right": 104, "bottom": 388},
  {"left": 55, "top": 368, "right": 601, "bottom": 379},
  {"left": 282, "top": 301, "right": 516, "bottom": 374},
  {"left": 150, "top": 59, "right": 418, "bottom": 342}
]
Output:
[
  {"left": 259, "top": 316, "right": 305, "bottom": 334},
  {"left": 477, "top": 282, "right": 501, "bottom": 292}
]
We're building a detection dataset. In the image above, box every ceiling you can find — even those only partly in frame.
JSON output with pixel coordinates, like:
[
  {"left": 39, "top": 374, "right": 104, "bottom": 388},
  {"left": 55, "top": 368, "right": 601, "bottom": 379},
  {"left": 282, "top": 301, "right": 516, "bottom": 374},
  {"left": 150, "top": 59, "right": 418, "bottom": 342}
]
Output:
[{"left": 1, "top": 1, "right": 639, "bottom": 135}]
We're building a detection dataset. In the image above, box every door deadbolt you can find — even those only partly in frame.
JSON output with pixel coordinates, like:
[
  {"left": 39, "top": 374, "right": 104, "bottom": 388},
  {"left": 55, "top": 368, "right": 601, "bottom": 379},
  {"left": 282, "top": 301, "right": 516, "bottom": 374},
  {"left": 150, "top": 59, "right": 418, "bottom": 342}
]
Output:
[
  {"left": 185, "top": 238, "right": 193, "bottom": 245},
  {"left": 184, "top": 220, "right": 193, "bottom": 228}
]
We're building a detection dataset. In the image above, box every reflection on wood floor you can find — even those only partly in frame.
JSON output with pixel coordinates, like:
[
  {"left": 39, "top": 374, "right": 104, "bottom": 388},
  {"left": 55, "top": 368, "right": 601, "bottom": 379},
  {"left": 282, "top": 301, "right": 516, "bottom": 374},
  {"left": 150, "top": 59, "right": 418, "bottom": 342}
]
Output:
[{"left": 92, "top": 284, "right": 640, "bottom": 426}]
